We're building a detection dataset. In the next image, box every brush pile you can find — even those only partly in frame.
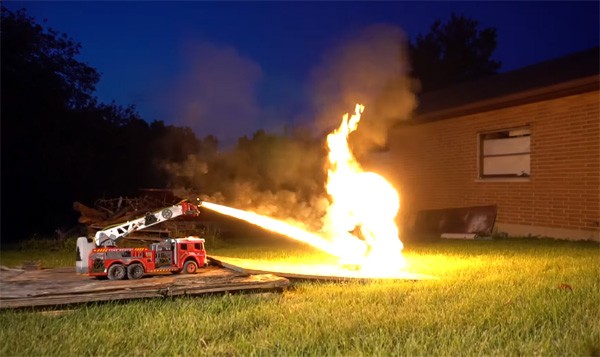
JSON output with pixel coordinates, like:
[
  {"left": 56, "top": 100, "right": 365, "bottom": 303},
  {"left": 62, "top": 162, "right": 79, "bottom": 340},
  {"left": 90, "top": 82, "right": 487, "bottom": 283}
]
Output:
[{"left": 73, "top": 195, "right": 181, "bottom": 238}]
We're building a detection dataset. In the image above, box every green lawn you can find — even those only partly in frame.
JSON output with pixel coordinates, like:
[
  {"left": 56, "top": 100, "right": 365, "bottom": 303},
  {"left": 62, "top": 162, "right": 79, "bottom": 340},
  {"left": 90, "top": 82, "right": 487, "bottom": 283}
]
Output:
[{"left": 0, "top": 235, "right": 598, "bottom": 356}]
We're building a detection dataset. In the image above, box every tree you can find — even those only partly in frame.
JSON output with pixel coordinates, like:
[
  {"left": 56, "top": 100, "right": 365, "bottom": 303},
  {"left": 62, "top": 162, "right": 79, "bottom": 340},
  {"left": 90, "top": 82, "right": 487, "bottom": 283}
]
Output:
[
  {"left": 409, "top": 13, "right": 501, "bottom": 92},
  {"left": 1, "top": 7, "right": 203, "bottom": 242},
  {"left": 1, "top": 7, "right": 102, "bottom": 242},
  {"left": 1, "top": 7, "right": 100, "bottom": 111}
]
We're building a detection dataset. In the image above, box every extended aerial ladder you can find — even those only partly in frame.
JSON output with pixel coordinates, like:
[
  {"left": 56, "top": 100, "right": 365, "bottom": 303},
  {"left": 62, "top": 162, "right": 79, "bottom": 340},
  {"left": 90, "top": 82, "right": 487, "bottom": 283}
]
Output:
[{"left": 94, "top": 200, "right": 202, "bottom": 247}]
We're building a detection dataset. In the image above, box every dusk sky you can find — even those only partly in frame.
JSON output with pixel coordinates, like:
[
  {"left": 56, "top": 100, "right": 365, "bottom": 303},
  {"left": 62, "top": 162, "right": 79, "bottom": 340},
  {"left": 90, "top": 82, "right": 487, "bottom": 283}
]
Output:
[{"left": 5, "top": 1, "right": 599, "bottom": 144}]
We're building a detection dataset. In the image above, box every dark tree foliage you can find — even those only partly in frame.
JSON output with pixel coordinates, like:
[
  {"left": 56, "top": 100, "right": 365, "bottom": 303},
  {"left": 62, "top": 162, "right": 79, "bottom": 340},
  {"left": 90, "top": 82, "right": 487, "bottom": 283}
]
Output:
[
  {"left": 409, "top": 13, "right": 501, "bottom": 92},
  {"left": 1, "top": 8, "right": 99, "bottom": 110},
  {"left": 1, "top": 7, "right": 204, "bottom": 242},
  {"left": 1, "top": 7, "right": 100, "bottom": 242}
]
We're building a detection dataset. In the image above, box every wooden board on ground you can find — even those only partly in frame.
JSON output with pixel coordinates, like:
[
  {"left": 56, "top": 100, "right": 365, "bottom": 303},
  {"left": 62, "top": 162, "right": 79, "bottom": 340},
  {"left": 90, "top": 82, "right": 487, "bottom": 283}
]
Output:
[
  {"left": 0, "top": 265, "right": 289, "bottom": 310},
  {"left": 209, "top": 256, "right": 435, "bottom": 281}
]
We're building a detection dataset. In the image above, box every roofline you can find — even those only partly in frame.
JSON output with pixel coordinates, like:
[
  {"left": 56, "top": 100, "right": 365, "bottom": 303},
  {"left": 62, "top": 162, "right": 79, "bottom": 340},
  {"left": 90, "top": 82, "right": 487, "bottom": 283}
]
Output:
[{"left": 412, "top": 74, "right": 599, "bottom": 123}]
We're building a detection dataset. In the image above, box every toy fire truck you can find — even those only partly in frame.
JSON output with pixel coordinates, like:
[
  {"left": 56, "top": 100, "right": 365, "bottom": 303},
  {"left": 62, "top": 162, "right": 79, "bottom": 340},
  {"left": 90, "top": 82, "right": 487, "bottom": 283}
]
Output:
[{"left": 76, "top": 200, "right": 208, "bottom": 280}]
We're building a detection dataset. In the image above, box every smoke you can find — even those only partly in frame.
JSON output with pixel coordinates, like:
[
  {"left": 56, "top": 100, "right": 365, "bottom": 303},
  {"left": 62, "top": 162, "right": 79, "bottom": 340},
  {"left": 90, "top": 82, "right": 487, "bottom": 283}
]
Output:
[
  {"left": 309, "top": 24, "right": 416, "bottom": 155},
  {"left": 171, "top": 134, "right": 330, "bottom": 231},
  {"left": 170, "top": 41, "right": 264, "bottom": 146},
  {"left": 166, "top": 24, "right": 417, "bottom": 231}
]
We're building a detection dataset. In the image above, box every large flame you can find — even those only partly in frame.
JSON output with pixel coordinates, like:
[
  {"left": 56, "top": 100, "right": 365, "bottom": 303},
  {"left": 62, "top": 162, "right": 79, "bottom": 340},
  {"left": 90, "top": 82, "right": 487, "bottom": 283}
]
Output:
[
  {"left": 201, "top": 104, "right": 405, "bottom": 276},
  {"left": 324, "top": 104, "right": 405, "bottom": 272}
]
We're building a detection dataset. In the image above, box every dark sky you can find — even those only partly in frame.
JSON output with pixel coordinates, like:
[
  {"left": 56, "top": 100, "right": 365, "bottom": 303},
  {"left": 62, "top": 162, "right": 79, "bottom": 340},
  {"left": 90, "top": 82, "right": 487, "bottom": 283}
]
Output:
[{"left": 5, "top": 1, "right": 599, "bottom": 144}]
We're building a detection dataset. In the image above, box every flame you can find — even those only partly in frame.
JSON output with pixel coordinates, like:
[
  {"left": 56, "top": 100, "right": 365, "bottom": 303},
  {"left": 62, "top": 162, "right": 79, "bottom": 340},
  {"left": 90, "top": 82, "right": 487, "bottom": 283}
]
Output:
[
  {"left": 200, "top": 201, "right": 363, "bottom": 261},
  {"left": 323, "top": 104, "right": 405, "bottom": 273},
  {"left": 201, "top": 104, "right": 405, "bottom": 276}
]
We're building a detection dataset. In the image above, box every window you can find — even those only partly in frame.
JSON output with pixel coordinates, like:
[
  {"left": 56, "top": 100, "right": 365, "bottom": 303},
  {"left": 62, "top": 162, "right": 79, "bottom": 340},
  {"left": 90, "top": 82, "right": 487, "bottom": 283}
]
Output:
[
  {"left": 180, "top": 243, "right": 188, "bottom": 250},
  {"left": 479, "top": 127, "right": 531, "bottom": 179},
  {"left": 194, "top": 243, "right": 202, "bottom": 250}
]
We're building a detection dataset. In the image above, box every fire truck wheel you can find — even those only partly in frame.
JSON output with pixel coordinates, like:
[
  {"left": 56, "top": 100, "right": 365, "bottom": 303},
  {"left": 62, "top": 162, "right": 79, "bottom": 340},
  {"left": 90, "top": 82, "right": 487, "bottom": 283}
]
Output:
[
  {"left": 127, "top": 263, "right": 145, "bottom": 280},
  {"left": 107, "top": 264, "right": 126, "bottom": 280},
  {"left": 183, "top": 261, "right": 198, "bottom": 274}
]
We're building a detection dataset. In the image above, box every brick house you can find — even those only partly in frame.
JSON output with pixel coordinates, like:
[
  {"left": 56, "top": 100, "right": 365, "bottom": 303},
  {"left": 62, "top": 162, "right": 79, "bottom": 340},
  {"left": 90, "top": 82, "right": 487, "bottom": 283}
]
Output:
[{"left": 369, "top": 47, "right": 599, "bottom": 241}]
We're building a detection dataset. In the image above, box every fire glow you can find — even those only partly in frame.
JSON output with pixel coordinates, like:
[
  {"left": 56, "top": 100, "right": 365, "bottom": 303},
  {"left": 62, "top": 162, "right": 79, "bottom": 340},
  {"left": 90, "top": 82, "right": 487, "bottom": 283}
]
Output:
[
  {"left": 324, "top": 104, "right": 405, "bottom": 272},
  {"left": 202, "top": 104, "right": 405, "bottom": 276}
]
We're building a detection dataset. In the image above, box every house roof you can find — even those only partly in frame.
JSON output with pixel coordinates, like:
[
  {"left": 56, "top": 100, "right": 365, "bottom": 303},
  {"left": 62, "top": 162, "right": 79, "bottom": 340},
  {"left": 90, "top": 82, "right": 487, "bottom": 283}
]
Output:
[{"left": 413, "top": 46, "right": 599, "bottom": 122}]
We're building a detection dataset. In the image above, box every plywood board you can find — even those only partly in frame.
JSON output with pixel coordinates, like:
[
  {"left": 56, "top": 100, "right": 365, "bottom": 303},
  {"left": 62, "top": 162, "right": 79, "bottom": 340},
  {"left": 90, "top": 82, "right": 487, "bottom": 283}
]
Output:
[
  {"left": 209, "top": 256, "right": 435, "bottom": 281},
  {"left": 413, "top": 205, "right": 497, "bottom": 236},
  {"left": 0, "top": 266, "right": 289, "bottom": 309}
]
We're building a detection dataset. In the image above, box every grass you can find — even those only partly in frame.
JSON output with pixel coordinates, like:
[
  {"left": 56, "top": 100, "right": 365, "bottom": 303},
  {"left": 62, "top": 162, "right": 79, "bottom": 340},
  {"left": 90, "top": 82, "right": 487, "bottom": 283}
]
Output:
[
  {"left": 0, "top": 237, "right": 77, "bottom": 268},
  {"left": 0, "top": 234, "right": 599, "bottom": 356}
]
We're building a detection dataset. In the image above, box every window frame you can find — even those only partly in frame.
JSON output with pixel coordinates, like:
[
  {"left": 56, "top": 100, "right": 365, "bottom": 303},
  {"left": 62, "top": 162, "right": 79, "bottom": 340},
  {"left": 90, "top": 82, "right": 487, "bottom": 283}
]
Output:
[{"left": 478, "top": 126, "right": 531, "bottom": 180}]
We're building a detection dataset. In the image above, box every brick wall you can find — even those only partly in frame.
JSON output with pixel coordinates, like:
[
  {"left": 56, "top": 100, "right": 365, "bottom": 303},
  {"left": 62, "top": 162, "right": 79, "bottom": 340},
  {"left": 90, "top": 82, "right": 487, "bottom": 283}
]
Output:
[{"left": 379, "top": 90, "right": 599, "bottom": 238}]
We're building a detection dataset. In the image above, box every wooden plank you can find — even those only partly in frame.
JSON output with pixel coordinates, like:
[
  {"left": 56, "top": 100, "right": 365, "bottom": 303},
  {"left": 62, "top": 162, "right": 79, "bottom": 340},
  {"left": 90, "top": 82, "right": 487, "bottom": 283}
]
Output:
[
  {"left": 0, "top": 266, "right": 289, "bottom": 309},
  {"left": 208, "top": 256, "right": 436, "bottom": 281}
]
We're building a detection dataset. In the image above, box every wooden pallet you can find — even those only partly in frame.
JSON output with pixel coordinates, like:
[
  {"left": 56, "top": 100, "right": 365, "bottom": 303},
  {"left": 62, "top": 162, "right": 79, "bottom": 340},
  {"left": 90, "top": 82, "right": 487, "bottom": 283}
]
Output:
[{"left": 0, "top": 265, "right": 289, "bottom": 309}]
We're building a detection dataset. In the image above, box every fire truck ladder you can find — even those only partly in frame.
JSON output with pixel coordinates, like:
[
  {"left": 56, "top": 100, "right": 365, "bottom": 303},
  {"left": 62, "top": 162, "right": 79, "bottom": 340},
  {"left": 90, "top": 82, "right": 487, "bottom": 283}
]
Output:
[{"left": 94, "top": 201, "right": 199, "bottom": 247}]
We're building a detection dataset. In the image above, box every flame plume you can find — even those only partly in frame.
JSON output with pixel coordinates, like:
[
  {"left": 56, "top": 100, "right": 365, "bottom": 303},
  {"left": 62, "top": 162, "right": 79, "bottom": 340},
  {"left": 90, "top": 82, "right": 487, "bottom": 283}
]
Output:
[
  {"left": 201, "top": 104, "right": 405, "bottom": 275},
  {"left": 324, "top": 104, "right": 405, "bottom": 272}
]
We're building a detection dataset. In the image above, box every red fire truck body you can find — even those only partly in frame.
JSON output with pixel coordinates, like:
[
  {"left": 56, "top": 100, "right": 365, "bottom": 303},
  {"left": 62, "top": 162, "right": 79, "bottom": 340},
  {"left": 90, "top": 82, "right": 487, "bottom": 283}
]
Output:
[
  {"left": 76, "top": 200, "right": 208, "bottom": 280},
  {"left": 87, "top": 237, "right": 207, "bottom": 280}
]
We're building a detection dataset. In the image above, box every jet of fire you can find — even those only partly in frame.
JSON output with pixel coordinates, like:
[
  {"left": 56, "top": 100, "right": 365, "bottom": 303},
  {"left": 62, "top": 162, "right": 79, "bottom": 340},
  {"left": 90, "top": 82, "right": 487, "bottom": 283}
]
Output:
[
  {"left": 201, "top": 104, "right": 405, "bottom": 275},
  {"left": 200, "top": 201, "right": 367, "bottom": 262}
]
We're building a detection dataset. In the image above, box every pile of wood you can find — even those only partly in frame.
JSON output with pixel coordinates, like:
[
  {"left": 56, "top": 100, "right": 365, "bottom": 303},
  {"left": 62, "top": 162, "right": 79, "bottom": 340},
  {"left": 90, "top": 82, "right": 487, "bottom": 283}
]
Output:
[{"left": 73, "top": 196, "right": 180, "bottom": 237}]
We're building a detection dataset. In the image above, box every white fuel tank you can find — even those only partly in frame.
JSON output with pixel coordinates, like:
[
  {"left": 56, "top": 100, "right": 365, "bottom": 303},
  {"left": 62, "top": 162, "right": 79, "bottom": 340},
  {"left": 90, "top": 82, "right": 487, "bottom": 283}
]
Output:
[{"left": 76, "top": 237, "right": 95, "bottom": 274}]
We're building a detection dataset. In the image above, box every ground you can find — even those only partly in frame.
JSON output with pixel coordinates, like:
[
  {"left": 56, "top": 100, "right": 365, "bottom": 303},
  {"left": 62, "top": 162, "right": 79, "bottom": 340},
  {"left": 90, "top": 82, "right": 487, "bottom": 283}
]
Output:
[{"left": 0, "top": 235, "right": 598, "bottom": 355}]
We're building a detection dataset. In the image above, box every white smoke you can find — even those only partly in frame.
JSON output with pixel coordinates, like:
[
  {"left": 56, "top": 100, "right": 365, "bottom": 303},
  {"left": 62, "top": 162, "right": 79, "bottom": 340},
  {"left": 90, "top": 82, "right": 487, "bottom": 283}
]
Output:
[
  {"left": 309, "top": 24, "right": 417, "bottom": 153},
  {"left": 166, "top": 24, "right": 417, "bottom": 229}
]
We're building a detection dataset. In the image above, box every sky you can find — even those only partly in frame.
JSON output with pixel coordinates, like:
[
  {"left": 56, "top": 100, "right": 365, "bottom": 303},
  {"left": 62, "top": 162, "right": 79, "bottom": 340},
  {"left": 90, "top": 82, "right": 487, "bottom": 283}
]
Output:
[{"left": 5, "top": 1, "right": 600, "bottom": 145}]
